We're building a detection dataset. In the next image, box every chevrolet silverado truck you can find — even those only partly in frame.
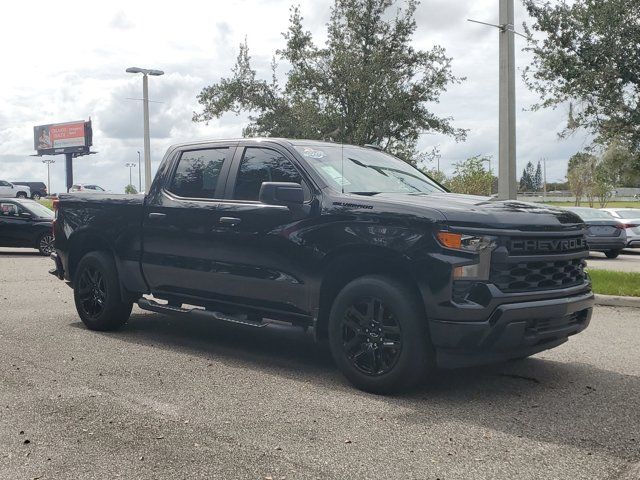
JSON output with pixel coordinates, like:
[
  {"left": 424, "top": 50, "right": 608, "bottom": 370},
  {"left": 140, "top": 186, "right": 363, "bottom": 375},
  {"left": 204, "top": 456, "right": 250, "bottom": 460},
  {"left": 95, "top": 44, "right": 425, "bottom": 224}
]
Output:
[{"left": 50, "top": 138, "right": 594, "bottom": 393}]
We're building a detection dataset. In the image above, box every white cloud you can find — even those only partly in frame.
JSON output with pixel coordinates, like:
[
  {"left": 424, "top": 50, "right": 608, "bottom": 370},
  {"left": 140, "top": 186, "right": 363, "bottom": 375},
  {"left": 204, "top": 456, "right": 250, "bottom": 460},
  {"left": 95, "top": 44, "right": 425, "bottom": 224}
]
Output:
[
  {"left": 0, "top": 0, "right": 591, "bottom": 193},
  {"left": 109, "top": 11, "right": 135, "bottom": 30}
]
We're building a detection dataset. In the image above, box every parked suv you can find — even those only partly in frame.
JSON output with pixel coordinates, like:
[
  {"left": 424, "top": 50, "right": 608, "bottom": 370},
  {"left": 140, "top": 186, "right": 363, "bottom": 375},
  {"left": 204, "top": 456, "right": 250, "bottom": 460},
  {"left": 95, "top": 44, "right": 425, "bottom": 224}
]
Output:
[
  {"left": 12, "top": 181, "right": 47, "bottom": 200},
  {"left": 50, "top": 139, "right": 594, "bottom": 393},
  {"left": 0, "top": 180, "right": 30, "bottom": 199}
]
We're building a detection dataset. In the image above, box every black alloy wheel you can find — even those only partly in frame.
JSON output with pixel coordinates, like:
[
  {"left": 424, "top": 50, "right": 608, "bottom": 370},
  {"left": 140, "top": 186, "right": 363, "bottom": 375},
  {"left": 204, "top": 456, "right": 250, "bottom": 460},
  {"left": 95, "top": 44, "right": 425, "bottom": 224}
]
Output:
[
  {"left": 340, "top": 297, "right": 402, "bottom": 376},
  {"left": 38, "top": 234, "right": 54, "bottom": 256},
  {"left": 77, "top": 265, "right": 107, "bottom": 319},
  {"left": 328, "top": 275, "right": 433, "bottom": 393},
  {"left": 73, "top": 251, "right": 132, "bottom": 331}
]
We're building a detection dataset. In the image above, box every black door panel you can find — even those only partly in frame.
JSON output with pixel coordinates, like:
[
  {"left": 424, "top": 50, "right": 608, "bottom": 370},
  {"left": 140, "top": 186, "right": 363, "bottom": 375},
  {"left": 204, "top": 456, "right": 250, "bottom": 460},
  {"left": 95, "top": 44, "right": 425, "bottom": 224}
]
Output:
[
  {"left": 210, "top": 201, "right": 312, "bottom": 314},
  {"left": 141, "top": 145, "right": 236, "bottom": 297},
  {"left": 208, "top": 144, "right": 319, "bottom": 315}
]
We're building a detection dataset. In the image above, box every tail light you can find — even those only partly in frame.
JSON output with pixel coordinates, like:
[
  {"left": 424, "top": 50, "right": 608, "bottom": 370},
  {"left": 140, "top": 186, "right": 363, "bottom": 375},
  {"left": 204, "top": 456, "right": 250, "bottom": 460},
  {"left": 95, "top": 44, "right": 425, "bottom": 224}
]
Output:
[{"left": 622, "top": 224, "right": 638, "bottom": 229}]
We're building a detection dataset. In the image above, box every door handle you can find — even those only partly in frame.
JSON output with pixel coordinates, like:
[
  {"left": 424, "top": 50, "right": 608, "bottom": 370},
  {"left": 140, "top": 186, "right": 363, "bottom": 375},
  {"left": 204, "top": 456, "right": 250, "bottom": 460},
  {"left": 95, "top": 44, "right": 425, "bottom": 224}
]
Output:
[
  {"left": 219, "top": 217, "right": 241, "bottom": 226},
  {"left": 148, "top": 212, "right": 167, "bottom": 221}
]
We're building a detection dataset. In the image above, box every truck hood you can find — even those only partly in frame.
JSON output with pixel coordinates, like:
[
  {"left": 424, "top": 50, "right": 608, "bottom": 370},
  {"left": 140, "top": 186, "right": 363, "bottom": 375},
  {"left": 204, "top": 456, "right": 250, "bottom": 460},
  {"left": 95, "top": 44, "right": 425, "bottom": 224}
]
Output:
[{"left": 371, "top": 192, "right": 584, "bottom": 232}]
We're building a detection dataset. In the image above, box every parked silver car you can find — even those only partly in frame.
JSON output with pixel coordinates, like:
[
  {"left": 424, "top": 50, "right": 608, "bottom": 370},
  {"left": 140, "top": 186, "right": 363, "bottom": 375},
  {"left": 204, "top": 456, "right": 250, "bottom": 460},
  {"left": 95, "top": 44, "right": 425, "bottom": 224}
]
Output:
[
  {"left": 69, "top": 184, "right": 108, "bottom": 193},
  {"left": 600, "top": 208, "right": 640, "bottom": 248}
]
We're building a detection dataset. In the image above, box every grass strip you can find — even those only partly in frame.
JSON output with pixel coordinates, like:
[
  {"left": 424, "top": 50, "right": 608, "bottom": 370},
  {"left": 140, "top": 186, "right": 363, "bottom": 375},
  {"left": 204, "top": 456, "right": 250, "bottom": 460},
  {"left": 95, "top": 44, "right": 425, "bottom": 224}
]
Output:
[{"left": 588, "top": 269, "right": 640, "bottom": 297}]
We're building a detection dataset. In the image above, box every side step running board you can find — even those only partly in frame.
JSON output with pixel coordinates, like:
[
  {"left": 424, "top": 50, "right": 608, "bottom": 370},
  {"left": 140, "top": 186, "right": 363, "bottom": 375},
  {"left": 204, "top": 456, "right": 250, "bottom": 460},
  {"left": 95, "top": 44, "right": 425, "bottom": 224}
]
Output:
[{"left": 137, "top": 298, "right": 267, "bottom": 328}]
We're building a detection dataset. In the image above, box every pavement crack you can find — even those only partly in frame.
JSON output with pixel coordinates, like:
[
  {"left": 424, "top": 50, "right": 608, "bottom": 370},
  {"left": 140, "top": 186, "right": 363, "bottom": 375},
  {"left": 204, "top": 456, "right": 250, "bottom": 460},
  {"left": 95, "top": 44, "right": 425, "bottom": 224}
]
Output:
[{"left": 499, "top": 373, "right": 541, "bottom": 384}]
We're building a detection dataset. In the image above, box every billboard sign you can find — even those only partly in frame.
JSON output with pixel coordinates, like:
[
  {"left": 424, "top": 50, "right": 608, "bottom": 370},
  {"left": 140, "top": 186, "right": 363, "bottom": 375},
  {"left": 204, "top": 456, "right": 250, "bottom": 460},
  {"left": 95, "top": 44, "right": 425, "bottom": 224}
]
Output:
[{"left": 34, "top": 120, "right": 92, "bottom": 155}]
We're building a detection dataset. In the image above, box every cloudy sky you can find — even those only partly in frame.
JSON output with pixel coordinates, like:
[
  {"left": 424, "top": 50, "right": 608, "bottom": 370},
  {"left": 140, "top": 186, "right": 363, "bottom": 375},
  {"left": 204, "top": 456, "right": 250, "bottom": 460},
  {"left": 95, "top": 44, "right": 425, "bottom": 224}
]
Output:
[{"left": 0, "top": 0, "right": 592, "bottom": 193}]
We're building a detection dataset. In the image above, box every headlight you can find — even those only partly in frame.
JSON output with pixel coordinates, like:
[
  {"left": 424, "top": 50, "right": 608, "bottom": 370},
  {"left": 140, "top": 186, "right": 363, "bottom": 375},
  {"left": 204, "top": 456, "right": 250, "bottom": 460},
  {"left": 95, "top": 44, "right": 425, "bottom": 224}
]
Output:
[
  {"left": 436, "top": 231, "right": 496, "bottom": 280},
  {"left": 436, "top": 231, "right": 496, "bottom": 253}
]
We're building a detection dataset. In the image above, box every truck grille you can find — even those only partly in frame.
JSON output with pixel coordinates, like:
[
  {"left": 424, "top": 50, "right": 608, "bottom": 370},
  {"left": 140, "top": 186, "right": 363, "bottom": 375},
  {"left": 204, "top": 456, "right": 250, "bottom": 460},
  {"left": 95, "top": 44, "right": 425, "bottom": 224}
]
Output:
[{"left": 490, "top": 258, "right": 587, "bottom": 293}]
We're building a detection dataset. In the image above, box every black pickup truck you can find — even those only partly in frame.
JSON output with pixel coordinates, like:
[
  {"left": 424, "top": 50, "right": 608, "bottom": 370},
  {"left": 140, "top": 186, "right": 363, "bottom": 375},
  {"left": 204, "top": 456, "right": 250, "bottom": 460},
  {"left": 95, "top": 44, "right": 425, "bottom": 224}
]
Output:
[{"left": 50, "top": 138, "right": 594, "bottom": 392}]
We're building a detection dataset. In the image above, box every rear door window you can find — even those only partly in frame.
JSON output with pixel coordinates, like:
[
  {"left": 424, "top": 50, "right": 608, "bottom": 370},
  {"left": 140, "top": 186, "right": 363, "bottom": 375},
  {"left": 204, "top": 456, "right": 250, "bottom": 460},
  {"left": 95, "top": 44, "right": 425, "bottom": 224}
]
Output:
[
  {"left": 168, "top": 148, "right": 229, "bottom": 199},
  {"left": 0, "top": 202, "right": 20, "bottom": 217}
]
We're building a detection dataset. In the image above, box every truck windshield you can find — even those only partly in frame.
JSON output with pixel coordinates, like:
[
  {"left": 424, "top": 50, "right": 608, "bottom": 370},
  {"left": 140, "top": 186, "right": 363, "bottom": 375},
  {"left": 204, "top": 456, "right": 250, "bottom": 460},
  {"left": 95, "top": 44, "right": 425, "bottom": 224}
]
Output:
[{"left": 294, "top": 144, "right": 444, "bottom": 195}]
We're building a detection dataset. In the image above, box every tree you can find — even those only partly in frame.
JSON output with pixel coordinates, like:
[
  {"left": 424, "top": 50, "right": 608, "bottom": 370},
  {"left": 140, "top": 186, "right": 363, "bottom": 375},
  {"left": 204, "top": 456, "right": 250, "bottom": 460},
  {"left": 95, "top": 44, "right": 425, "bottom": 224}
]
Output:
[
  {"left": 523, "top": 0, "right": 640, "bottom": 165},
  {"left": 519, "top": 161, "right": 536, "bottom": 192},
  {"left": 446, "top": 156, "right": 493, "bottom": 196},
  {"left": 567, "top": 152, "right": 596, "bottom": 206},
  {"left": 533, "top": 161, "right": 543, "bottom": 192},
  {"left": 125, "top": 184, "right": 138, "bottom": 194},
  {"left": 419, "top": 166, "right": 447, "bottom": 186},
  {"left": 601, "top": 139, "right": 639, "bottom": 188},
  {"left": 194, "top": 0, "right": 466, "bottom": 163},
  {"left": 589, "top": 161, "right": 615, "bottom": 208}
]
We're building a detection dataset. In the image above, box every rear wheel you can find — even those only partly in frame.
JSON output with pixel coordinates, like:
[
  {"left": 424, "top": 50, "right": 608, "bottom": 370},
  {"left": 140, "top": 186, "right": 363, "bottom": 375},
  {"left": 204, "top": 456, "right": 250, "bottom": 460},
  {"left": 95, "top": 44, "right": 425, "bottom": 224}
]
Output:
[
  {"left": 605, "top": 250, "right": 621, "bottom": 259},
  {"left": 16, "top": 192, "right": 27, "bottom": 199},
  {"left": 328, "top": 275, "right": 433, "bottom": 393},
  {"left": 37, "top": 233, "right": 54, "bottom": 256},
  {"left": 73, "top": 251, "right": 132, "bottom": 331}
]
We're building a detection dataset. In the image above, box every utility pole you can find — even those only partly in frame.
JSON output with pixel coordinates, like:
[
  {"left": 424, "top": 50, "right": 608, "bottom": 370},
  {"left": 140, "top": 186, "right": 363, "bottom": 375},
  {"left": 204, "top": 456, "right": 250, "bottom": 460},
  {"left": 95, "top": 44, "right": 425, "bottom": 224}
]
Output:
[
  {"left": 468, "top": 0, "right": 518, "bottom": 200},
  {"left": 42, "top": 158, "right": 55, "bottom": 195},
  {"left": 542, "top": 157, "right": 547, "bottom": 201},
  {"left": 499, "top": 0, "right": 517, "bottom": 200},
  {"left": 137, "top": 151, "right": 142, "bottom": 192}
]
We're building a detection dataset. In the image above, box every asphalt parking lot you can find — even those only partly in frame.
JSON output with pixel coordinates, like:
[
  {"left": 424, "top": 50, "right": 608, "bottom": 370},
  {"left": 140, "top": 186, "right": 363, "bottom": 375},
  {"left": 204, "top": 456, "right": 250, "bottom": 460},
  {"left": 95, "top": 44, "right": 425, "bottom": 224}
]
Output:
[
  {"left": 1, "top": 248, "right": 639, "bottom": 480},
  {"left": 587, "top": 249, "right": 640, "bottom": 273}
]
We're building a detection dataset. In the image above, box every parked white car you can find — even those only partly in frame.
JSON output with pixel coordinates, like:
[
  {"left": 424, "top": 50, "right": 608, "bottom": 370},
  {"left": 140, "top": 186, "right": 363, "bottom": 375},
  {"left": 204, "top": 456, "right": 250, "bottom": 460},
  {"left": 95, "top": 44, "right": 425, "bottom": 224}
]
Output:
[
  {"left": 601, "top": 208, "right": 640, "bottom": 248},
  {"left": 0, "top": 180, "right": 31, "bottom": 198}
]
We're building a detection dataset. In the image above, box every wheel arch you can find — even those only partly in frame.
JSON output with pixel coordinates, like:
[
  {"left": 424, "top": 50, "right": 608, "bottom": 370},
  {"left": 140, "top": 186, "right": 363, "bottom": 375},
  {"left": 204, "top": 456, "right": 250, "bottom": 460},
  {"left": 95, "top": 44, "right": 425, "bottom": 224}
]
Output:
[
  {"left": 67, "top": 231, "right": 115, "bottom": 284},
  {"left": 314, "top": 246, "right": 426, "bottom": 341}
]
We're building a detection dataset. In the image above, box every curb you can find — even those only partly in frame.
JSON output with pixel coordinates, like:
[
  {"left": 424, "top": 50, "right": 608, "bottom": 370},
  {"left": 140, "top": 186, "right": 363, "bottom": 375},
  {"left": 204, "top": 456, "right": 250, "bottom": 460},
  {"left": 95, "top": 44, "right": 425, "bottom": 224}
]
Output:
[{"left": 594, "top": 294, "right": 640, "bottom": 308}]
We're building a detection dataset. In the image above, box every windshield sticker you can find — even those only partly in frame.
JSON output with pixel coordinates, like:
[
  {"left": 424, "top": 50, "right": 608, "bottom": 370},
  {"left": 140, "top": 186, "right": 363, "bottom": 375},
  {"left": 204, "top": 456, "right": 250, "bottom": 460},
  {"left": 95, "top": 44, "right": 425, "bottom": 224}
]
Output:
[
  {"left": 321, "top": 165, "right": 351, "bottom": 186},
  {"left": 301, "top": 147, "right": 326, "bottom": 159}
]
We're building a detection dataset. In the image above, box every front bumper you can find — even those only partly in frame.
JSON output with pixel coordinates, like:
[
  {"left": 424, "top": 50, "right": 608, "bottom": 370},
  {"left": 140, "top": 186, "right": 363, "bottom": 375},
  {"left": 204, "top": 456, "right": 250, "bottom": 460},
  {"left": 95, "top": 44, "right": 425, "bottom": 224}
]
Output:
[{"left": 430, "top": 291, "right": 594, "bottom": 368}]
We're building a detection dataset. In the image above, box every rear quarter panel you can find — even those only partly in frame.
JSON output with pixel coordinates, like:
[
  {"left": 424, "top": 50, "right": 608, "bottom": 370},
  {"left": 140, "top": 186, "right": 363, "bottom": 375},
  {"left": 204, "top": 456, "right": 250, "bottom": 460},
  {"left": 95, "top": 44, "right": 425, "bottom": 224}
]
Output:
[{"left": 55, "top": 193, "right": 147, "bottom": 294}]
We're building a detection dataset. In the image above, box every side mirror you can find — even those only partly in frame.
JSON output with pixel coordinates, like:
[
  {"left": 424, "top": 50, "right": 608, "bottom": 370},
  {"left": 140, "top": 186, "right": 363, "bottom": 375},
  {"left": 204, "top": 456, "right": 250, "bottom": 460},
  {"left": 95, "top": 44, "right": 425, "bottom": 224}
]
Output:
[
  {"left": 20, "top": 211, "right": 32, "bottom": 218},
  {"left": 259, "top": 182, "right": 304, "bottom": 206}
]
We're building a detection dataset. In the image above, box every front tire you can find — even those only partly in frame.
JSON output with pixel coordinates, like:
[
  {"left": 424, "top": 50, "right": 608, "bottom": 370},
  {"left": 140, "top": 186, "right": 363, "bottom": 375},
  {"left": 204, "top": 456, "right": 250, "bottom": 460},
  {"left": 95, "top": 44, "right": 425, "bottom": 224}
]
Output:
[
  {"left": 73, "top": 251, "right": 132, "bottom": 331},
  {"left": 605, "top": 250, "right": 620, "bottom": 259},
  {"left": 37, "top": 233, "right": 54, "bottom": 256},
  {"left": 328, "top": 275, "right": 433, "bottom": 393},
  {"left": 32, "top": 193, "right": 42, "bottom": 200},
  {"left": 16, "top": 192, "right": 28, "bottom": 199}
]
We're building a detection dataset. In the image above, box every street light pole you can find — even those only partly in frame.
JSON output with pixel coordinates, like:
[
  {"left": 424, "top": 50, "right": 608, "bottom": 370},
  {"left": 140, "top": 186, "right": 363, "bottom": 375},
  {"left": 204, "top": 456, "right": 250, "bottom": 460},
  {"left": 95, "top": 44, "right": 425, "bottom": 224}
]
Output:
[
  {"left": 126, "top": 67, "right": 164, "bottom": 192},
  {"left": 142, "top": 73, "right": 151, "bottom": 191},
  {"left": 42, "top": 158, "right": 55, "bottom": 195},
  {"left": 125, "top": 163, "right": 136, "bottom": 190}
]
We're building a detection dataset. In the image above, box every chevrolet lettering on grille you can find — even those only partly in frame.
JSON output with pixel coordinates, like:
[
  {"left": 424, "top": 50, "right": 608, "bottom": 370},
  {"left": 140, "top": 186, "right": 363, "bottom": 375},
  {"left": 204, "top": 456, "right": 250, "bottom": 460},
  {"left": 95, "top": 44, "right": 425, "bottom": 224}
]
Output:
[{"left": 509, "top": 237, "right": 587, "bottom": 253}]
